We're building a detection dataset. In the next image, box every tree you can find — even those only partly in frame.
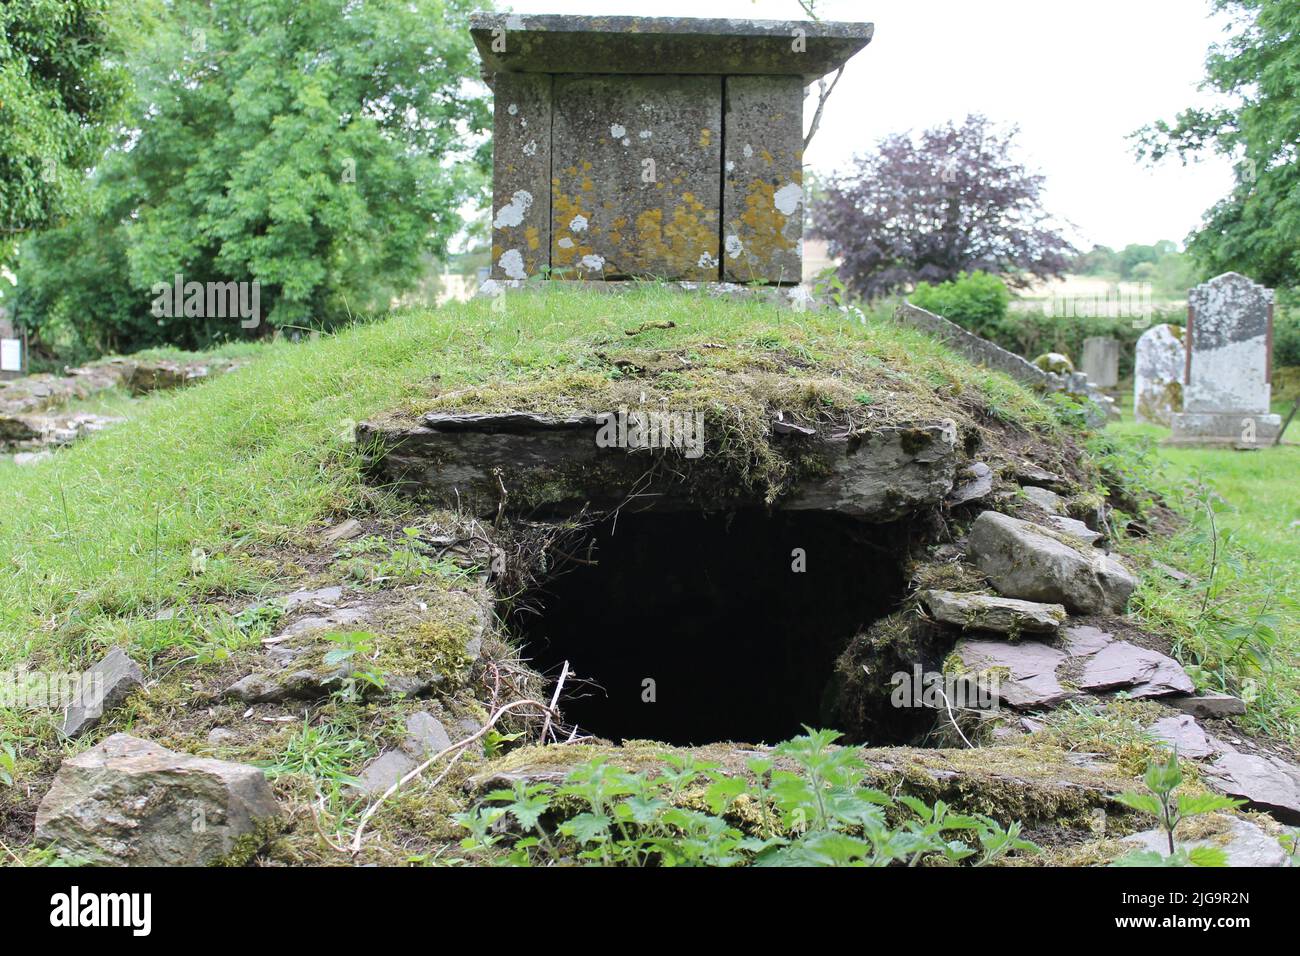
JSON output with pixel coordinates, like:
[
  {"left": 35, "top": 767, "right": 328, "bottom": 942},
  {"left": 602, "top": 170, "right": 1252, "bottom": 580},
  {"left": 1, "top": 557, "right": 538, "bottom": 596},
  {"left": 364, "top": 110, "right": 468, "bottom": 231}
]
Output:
[
  {"left": 1134, "top": 0, "right": 1299, "bottom": 290},
  {"left": 812, "top": 114, "right": 1074, "bottom": 299},
  {"left": 0, "top": 0, "right": 133, "bottom": 255},
  {"left": 17, "top": 0, "right": 490, "bottom": 350}
]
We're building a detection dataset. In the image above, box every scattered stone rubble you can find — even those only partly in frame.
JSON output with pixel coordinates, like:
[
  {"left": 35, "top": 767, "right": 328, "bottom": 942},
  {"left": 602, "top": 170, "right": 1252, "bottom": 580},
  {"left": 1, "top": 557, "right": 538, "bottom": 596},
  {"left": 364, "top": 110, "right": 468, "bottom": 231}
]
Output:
[{"left": 0, "top": 355, "right": 242, "bottom": 455}]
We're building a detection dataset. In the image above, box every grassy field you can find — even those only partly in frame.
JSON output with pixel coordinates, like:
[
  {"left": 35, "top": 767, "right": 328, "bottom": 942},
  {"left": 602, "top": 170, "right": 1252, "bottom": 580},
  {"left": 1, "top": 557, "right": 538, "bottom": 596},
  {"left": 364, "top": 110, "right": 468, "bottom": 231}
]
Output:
[{"left": 1105, "top": 408, "right": 1299, "bottom": 740}]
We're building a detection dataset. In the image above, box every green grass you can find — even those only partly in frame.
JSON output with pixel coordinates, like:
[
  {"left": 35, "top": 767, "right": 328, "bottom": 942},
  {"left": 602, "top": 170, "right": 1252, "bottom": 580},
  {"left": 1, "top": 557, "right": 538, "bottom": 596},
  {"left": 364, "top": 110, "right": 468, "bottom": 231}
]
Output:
[
  {"left": 0, "top": 286, "right": 1056, "bottom": 676},
  {"left": 1104, "top": 416, "right": 1300, "bottom": 740}
]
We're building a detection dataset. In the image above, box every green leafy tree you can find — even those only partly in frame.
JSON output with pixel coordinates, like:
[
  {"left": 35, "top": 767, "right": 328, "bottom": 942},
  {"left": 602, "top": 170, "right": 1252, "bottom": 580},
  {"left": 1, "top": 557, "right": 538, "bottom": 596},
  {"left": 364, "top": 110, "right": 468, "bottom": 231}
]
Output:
[
  {"left": 17, "top": 0, "right": 490, "bottom": 350},
  {"left": 1134, "top": 0, "right": 1299, "bottom": 290},
  {"left": 0, "top": 0, "right": 134, "bottom": 261}
]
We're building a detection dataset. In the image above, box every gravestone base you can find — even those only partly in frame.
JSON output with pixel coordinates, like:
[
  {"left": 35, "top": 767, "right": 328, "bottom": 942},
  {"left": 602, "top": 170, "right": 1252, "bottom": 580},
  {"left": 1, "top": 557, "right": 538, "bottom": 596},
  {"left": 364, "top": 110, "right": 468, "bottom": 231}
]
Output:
[
  {"left": 1168, "top": 411, "right": 1282, "bottom": 447},
  {"left": 476, "top": 278, "right": 828, "bottom": 311}
]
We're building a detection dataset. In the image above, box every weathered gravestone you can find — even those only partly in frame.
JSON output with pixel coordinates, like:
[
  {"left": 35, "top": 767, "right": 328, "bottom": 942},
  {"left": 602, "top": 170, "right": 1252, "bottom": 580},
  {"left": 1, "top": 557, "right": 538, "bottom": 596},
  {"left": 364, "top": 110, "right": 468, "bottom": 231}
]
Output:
[
  {"left": 1081, "top": 336, "right": 1118, "bottom": 389},
  {"left": 0, "top": 311, "right": 22, "bottom": 381},
  {"left": 470, "top": 14, "right": 873, "bottom": 284},
  {"left": 1170, "top": 273, "right": 1282, "bottom": 445},
  {"left": 1133, "top": 324, "right": 1185, "bottom": 426}
]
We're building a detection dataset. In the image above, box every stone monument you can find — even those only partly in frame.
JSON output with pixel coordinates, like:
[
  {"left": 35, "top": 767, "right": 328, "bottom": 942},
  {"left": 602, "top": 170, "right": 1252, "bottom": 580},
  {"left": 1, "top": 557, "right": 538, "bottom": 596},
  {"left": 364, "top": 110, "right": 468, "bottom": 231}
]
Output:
[
  {"left": 1169, "top": 273, "right": 1281, "bottom": 445},
  {"left": 1133, "top": 324, "right": 1185, "bottom": 426},
  {"left": 1081, "top": 336, "right": 1118, "bottom": 389},
  {"left": 469, "top": 14, "right": 873, "bottom": 284},
  {"left": 0, "top": 309, "right": 22, "bottom": 380}
]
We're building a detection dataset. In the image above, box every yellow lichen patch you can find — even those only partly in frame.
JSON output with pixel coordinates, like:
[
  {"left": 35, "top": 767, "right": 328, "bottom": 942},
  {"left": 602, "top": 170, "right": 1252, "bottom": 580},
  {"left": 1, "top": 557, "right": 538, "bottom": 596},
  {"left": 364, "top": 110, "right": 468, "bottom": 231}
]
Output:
[
  {"left": 550, "top": 189, "right": 594, "bottom": 269},
  {"left": 698, "top": 128, "right": 712, "bottom": 147},
  {"left": 525, "top": 227, "right": 539, "bottom": 252}
]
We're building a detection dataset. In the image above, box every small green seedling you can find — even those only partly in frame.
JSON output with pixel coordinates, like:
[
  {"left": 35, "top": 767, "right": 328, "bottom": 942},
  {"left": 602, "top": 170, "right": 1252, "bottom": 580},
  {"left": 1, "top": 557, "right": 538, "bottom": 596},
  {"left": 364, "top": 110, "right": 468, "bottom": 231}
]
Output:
[{"left": 1112, "top": 750, "right": 1244, "bottom": 867}]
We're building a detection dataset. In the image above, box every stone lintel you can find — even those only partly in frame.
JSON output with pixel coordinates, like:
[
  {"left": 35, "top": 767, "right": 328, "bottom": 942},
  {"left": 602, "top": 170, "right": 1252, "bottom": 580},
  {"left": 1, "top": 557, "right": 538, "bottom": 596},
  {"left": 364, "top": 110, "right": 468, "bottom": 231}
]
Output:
[{"left": 470, "top": 14, "right": 873, "bottom": 82}]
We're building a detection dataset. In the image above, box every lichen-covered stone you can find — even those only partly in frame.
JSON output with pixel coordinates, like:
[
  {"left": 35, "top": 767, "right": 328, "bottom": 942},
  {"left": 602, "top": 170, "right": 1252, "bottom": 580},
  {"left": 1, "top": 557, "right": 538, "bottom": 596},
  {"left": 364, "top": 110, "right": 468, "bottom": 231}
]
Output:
[
  {"left": 490, "top": 73, "right": 552, "bottom": 281},
  {"left": 967, "top": 511, "right": 1136, "bottom": 614},
  {"left": 1171, "top": 272, "right": 1281, "bottom": 445},
  {"left": 722, "top": 75, "right": 803, "bottom": 283},
  {"left": 921, "top": 590, "right": 1066, "bottom": 635},
  {"left": 1133, "top": 323, "right": 1185, "bottom": 425},
  {"left": 551, "top": 74, "right": 720, "bottom": 279},
  {"left": 35, "top": 734, "right": 279, "bottom": 866}
]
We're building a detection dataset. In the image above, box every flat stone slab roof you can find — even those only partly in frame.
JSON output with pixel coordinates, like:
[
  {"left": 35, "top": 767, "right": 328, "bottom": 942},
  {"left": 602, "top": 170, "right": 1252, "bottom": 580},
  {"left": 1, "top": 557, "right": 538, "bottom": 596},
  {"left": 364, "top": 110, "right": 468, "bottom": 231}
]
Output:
[{"left": 470, "top": 13, "right": 874, "bottom": 81}]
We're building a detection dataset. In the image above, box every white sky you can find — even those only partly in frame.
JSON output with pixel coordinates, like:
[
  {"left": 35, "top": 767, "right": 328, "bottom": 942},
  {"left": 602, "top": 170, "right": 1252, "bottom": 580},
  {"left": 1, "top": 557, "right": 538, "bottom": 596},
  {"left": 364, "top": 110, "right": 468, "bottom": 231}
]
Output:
[{"left": 497, "top": 0, "right": 1239, "bottom": 251}]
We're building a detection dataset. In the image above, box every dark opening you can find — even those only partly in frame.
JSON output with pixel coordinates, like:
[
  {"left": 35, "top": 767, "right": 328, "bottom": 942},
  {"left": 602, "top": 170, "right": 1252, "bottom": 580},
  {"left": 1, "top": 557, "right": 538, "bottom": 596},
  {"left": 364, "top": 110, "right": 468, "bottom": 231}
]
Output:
[{"left": 515, "top": 510, "right": 908, "bottom": 746}]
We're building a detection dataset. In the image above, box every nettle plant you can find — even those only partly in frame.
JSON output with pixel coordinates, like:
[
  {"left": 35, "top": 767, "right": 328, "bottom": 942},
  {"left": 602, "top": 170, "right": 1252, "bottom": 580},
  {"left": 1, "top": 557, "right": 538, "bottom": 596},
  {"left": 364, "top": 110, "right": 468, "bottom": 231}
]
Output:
[
  {"left": 1112, "top": 751, "right": 1244, "bottom": 867},
  {"left": 454, "top": 729, "right": 1038, "bottom": 867}
]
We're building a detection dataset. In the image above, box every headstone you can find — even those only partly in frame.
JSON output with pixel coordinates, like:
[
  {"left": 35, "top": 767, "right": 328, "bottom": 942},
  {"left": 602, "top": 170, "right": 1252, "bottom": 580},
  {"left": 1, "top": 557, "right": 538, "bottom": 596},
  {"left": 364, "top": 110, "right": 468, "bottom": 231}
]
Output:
[
  {"left": 1133, "top": 323, "right": 1185, "bottom": 425},
  {"left": 470, "top": 14, "right": 873, "bottom": 284},
  {"left": 0, "top": 312, "right": 21, "bottom": 379},
  {"left": 1081, "top": 336, "right": 1119, "bottom": 389},
  {"left": 1170, "top": 273, "right": 1282, "bottom": 445}
]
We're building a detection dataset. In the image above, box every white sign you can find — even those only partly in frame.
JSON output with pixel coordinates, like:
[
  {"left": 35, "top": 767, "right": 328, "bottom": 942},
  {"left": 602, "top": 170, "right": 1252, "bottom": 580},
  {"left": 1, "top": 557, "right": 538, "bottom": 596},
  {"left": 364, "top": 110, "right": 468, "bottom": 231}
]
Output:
[{"left": 0, "top": 339, "right": 21, "bottom": 372}]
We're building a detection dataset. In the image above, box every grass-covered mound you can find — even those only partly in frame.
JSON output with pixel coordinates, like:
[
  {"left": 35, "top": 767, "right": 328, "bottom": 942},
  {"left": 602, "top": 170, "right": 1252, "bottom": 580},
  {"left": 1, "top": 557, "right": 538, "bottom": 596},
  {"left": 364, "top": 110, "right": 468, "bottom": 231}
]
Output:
[
  {"left": 0, "top": 286, "right": 1060, "bottom": 668},
  {"left": 0, "top": 286, "right": 1294, "bottom": 866}
]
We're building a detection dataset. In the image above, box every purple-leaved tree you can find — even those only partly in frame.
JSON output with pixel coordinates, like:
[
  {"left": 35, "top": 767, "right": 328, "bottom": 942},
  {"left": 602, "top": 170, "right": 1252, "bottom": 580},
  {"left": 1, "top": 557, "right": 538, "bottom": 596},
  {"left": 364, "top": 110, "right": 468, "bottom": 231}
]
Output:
[{"left": 813, "top": 115, "right": 1075, "bottom": 299}]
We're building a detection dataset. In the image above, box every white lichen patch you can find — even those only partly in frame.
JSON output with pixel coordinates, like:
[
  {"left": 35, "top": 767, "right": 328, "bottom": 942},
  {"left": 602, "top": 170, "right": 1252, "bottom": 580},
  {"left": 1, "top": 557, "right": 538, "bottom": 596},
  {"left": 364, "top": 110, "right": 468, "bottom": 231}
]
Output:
[
  {"left": 697, "top": 252, "right": 719, "bottom": 269},
  {"left": 507, "top": 103, "right": 518, "bottom": 116},
  {"left": 557, "top": 237, "right": 574, "bottom": 249},
  {"left": 610, "top": 123, "right": 627, "bottom": 139},
  {"left": 725, "top": 235, "right": 744, "bottom": 260},
  {"left": 639, "top": 130, "right": 652, "bottom": 139},
  {"left": 773, "top": 183, "right": 803, "bottom": 217},
  {"left": 743, "top": 143, "right": 754, "bottom": 158},
  {"left": 579, "top": 254, "right": 605, "bottom": 272},
  {"left": 569, "top": 215, "right": 589, "bottom": 233},
  {"left": 498, "top": 249, "right": 526, "bottom": 280},
  {"left": 493, "top": 190, "right": 533, "bottom": 229},
  {"left": 522, "top": 139, "right": 538, "bottom": 156},
  {"left": 725, "top": 160, "right": 736, "bottom": 173}
]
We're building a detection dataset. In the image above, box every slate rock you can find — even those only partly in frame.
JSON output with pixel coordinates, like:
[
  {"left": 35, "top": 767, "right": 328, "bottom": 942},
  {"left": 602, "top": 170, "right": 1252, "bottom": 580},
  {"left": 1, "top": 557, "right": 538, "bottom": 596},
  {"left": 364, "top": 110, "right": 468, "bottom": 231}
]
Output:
[
  {"left": 351, "top": 714, "right": 456, "bottom": 797},
  {"left": 1058, "top": 624, "right": 1115, "bottom": 658},
  {"left": 1123, "top": 815, "right": 1288, "bottom": 867},
  {"left": 322, "top": 519, "right": 363, "bottom": 544},
  {"left": 1046, "top": 514, "right": 1104, "bottom": 546},
  {"left": 1076, "top": 641, "right": 1195, "bottom": 698},
  {"left": 352, "top": 750, "right": 418, "bottom": 797},
  {"left": 953, "top": 638, "right": 1071, "bottom": 709},
  {"left": 1202, "top": 752, "right": 1300, "bottom": 824},
  {"left": 1147, "top": 714, "right": 1218, "bottom": 759},
  {"left": 1020, "top": 485, "right": 1065, "bottom": 514},
  {"left": 946, "top": 461, "right": 993, "bottom": 507},
  {"left": 402, "top": 712, "right": 453, "bottom": 758},
  {"left": 1012, "top": 462, "right": 1069, "bottom": 492},
  {"left": 1168, "top": 692, "right": 1245, "bottom": 719},
  {"left": 967, "top": 511, "right": 1136, "bottom": 614},
  {"left": 921, "top": 589, "right": 1066, "bottom": 635},
  {"left": 60, "top": 648, "right": 144, "bottom": 738},
  {"left": 35, "top": 734, "right": 279, "bottom": 866},
  {"left": 278, "top": 586, "right": 343, "bottom": 611}
]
